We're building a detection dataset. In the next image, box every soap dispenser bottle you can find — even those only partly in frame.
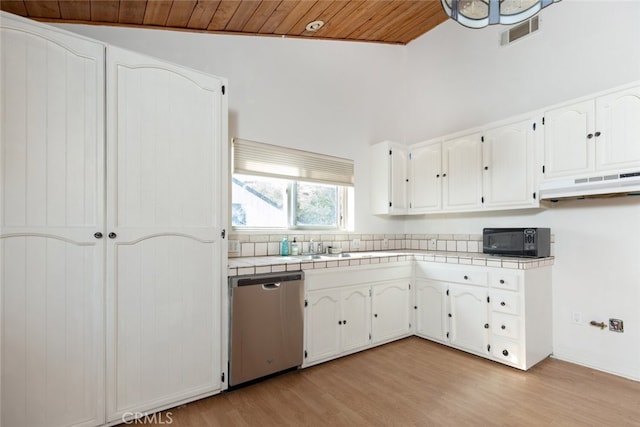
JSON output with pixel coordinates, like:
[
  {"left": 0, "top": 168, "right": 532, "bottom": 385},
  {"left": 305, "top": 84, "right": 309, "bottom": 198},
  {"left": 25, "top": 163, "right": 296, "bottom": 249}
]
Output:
[
  {"left": 281, "top": 237, "right": 289, "bottom": 256},
  {"left": 291, "top": 238, "right": 299, "bottom": 256}
]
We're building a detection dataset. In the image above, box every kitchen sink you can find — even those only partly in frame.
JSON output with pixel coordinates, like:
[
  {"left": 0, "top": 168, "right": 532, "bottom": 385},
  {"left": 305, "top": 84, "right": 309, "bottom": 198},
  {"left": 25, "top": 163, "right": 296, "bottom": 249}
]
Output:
[{"left": 293, "top": 254, "right": 325, "bottom": 261}]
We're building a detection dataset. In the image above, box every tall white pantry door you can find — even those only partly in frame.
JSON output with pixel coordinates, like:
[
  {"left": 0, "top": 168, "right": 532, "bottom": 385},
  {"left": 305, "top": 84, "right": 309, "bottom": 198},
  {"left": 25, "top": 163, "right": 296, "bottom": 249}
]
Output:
[
  {"left": 105, "top": 47, "right": 226, "bottom": 422},
  {"left": 1, "top": 14, "right": 106, "bottom": 427}
]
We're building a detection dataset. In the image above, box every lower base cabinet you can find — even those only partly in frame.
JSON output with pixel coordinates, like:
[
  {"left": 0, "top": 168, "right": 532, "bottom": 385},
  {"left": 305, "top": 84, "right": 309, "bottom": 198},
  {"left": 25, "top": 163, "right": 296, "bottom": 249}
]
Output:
[
  {"left": 305, "top": 286, "right": 371, "bottom": 365},
  {"left": 414, "top": 262, "right": 552, "bottom": 370},
  {"left": 371, "top": 281, "right": 412, "bottom": 345},
  {"left": 303, "top": 262, "right": 413, "bottom": 367},
  {"left": 449, "top": 284, "right": 489, "bottom": 356}
]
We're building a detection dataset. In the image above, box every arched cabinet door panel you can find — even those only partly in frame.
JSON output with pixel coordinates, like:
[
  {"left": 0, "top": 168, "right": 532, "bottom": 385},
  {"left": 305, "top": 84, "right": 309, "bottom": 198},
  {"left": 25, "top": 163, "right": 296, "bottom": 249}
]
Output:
[
  {"left": 105, "top": 46, "right": 227, "bottom": 422},
  {"left": 1, "top": 12, "right": 106, "bottom": 427}
]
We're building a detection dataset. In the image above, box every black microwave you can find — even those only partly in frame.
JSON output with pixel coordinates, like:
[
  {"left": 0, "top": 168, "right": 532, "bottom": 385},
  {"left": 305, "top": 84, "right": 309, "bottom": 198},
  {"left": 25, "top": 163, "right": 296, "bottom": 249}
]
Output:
[{"left": 483, "top": 228, "right": 551, "bottom": 258}]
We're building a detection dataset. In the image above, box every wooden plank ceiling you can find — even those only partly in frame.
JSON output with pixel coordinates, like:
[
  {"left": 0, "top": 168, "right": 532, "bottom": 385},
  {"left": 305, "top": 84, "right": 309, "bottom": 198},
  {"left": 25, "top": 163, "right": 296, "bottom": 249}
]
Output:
[{"left": 1, "top": 0, "right": 450, "bottom": 45}]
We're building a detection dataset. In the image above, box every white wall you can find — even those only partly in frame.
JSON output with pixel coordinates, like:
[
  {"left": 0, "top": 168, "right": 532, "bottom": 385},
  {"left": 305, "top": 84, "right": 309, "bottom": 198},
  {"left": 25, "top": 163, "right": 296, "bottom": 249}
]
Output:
[
  {"left": 404, "top": 0, "right": 640, "bottom": 142},
  {"left": 56, "top": 0, "right": 640, "bottom": 380},
  {"left": 404, "top": 0, "right": 640, "bottom": 380},
  {"left": 56, "top": 23, "right": 409, "bottom": 234}
]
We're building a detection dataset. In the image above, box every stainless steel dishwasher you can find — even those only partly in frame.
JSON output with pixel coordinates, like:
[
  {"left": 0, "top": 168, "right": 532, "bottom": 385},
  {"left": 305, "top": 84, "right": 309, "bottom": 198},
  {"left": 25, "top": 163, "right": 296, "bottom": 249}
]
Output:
[{"left": 229, "top": 271, "right": 304, "bottom": 386}]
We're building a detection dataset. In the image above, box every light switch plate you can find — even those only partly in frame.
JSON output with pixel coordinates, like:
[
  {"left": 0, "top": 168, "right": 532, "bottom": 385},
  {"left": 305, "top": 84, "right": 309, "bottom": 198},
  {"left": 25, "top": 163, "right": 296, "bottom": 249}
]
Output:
[{"left": 428, "top": 238, "right": 437, "bottom": 250}]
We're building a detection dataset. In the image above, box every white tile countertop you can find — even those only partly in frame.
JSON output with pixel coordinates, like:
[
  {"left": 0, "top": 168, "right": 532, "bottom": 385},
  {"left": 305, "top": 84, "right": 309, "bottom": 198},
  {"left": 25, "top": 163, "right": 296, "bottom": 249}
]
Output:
[{"left": 227, "top": 250, "right": 554, "bottom": 277}]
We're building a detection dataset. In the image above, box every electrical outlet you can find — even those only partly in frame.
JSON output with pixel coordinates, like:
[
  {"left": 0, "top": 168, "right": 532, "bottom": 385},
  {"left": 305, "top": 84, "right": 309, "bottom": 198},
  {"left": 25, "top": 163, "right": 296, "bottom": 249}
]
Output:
[
  {"left": 428, "top": 238, "right": 437, "bottom": 250},
  {"left": 352, "top": 238, "right": 361, "bottom": 250},
  {"left": 228, "top": 240, "right": 240, "bottom": 253},
  {"left": 609, "top": 318, "right": 624, "bottom": 332},
  {"left": 572, "top": 311, "right": 582, "bottom": 324},
  {"left": 382, "top": 238, "right": 389, "bottom": 249}
]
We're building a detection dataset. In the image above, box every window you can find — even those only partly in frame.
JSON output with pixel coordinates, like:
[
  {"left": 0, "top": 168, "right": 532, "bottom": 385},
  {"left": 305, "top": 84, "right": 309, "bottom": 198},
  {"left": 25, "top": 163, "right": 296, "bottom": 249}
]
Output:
[{"left": 232, "top": 138, "right": 354, "bottom": 230}]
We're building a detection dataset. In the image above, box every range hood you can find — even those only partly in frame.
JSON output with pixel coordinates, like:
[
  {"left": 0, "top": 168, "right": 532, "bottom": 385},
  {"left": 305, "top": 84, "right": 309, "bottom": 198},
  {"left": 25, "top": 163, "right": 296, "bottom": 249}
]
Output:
[{"left": 539, "top": 171, "right": 640, "bottom": 200}]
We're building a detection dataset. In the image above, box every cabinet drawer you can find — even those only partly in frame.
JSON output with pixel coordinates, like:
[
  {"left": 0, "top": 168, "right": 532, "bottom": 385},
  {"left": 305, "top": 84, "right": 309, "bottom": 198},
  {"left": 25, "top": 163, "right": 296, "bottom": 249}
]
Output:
[
  {"left": 417, "top": 266, "right": 487, "bottom": 287},
  {"left": 491, "top": 292, "right": 520, "bottom": 315},
  {"left": 491, "top": 338, "right": 521, "bottom": 366},
  {"left": 492, "top": 313, "right": 520, "bottom": 340},
  {"left": 489, "top": 271, "right": 520, "bottom": 291}
]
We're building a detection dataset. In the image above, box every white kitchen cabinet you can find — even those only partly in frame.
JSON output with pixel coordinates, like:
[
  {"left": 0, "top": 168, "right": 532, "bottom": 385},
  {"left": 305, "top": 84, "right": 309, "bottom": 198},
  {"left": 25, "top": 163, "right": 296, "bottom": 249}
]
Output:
[
  {"left": 370, "top": 141, "right": 408, "bottom": 215},
  {"left": 303, "top": 262, "right": 412, "bottom": 367},
  {"left": 442, "top": 132, "right": 484, "bottom": 211},
  {"left": 371, "top": 280, "right": 412, "bottom": 345},
  {"left": 415, "top": 279, "right": 449, "bottom": 343},
  {"left": 305, "top": 289, "right": 342, "bottom": 364},
  {"left": 1, "top": 14, "right": 106, "bottom": 427},
  {"left": 1, "top": 13, "right": 228, "bottom": 427},
  {"left": 482, "top": 118, "right": 540, "bottom": 209},
  {"left": 544, "top": 85, "right": 640, "bottom": 179},
  {"left": 595, "top": 86, "right": 640, "bottom": 172},
  {"left": 407, "top": 133, "right": 483, "bottom": 214},
  {"left": 449, "top": 284, "right": 489, "bottom": 356},
  {"left": 488, "top": 269, "right": 552, "bottom": 370},
  {"left": 408, "top": 142, "right": 443, "bottom": 213},
  {"left": 105, "top": 46, "right": 227, "bottom": 422},
  {"left": 304, "top": 285, "right": 371, "bottom": 365},
  {"left": 414, "top": 262, "right": 551, "bottom": 370}
]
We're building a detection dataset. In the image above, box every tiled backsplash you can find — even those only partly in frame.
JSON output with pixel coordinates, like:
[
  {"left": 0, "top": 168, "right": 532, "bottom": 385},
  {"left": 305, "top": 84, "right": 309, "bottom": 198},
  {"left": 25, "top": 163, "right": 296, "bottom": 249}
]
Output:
[
  {"left": 228, "top": 233, "right": 556, "bottom": 258},
  {"left": 228, "top": 232, "right": 555, "bottom": 258}
]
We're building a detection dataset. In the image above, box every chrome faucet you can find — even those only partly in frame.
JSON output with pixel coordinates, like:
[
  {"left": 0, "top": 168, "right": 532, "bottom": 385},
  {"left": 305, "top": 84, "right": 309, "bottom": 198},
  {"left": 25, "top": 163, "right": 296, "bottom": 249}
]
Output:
[{"left": 308, "top": 240, "right": 323, "bottom": 255}]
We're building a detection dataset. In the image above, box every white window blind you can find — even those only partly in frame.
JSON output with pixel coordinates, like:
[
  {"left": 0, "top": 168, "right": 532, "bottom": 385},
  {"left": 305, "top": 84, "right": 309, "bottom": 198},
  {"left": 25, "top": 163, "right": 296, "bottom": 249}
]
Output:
[{"left": 232, "top": 138, "right": 354, "bottom": 186}]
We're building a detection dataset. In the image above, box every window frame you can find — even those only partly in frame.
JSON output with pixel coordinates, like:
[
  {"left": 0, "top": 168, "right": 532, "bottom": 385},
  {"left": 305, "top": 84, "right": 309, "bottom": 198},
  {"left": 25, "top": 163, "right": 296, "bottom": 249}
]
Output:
[{"left": 231, "top": 174, "right": 350, "bottom": 231}]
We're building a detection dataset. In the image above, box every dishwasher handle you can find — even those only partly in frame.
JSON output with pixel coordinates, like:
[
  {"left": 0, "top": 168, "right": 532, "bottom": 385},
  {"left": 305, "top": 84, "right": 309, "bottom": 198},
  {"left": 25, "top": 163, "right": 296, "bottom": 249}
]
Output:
[{"left": 262, "top": 283, "right": 281, "bottom": 290}]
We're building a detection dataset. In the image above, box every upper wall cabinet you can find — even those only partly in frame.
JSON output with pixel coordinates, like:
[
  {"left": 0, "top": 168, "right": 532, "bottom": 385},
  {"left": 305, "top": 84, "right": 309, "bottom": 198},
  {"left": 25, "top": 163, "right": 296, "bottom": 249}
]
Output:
[
  {"left": 543, "top": 85, "right": 640, "bottom": 179},
  {"left": 371, "top": 141, "right": 408, "bottom": 215},
  {"left": 408, "top": 142, "right": 442, "bottom": 213},
  {"left": 442, "top": 132, "right": 484, "bottom": 211},
  {"left": 397, "top": 116, "right": 541, "bottom": 216},
  {"left": 483, "top": 118, "right": 540, "bottom": 209}
]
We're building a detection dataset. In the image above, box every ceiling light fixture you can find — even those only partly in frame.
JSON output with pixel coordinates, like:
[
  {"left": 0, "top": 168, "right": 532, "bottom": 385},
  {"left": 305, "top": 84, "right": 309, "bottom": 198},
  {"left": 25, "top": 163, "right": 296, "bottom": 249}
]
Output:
[
  {"left": 441, "top": 0, "right": 561, "bottom": 29},
  {"left": 305, "top": 20, "right": 325, "bottom": 32}
]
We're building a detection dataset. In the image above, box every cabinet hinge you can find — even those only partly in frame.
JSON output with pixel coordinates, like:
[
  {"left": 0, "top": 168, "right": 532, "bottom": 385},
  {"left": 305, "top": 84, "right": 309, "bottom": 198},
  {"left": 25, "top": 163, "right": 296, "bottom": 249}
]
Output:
[
  {"left": 221, "top": 372, "right": 225, "bottom": 382},
  {"left": 221, "top": 85, "right": 226, "bottom": 95},
  {"left": 304, "top": 299, "right": 308, "bottom": 307},
  {"left": 304, "top": 350, "right": 307, "bottom": 359},
  {"left": 533, "top": 192, "right": 537, "bottom": 200},
  {"left": 221, "top": 229, "right": 226, "bottom": 239},
  {"left": 533, "top": 122, "right": 536, "bottom": 131},
  {"left": 542, "top": 165, "right": 545, "bottom": 174}
]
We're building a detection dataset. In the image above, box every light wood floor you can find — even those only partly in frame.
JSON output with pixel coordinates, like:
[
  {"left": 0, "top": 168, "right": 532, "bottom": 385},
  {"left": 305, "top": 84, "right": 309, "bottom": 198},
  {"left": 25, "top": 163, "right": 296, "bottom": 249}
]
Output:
[{"left": 148, "top": 337, "right": 640, "bottom": 426}]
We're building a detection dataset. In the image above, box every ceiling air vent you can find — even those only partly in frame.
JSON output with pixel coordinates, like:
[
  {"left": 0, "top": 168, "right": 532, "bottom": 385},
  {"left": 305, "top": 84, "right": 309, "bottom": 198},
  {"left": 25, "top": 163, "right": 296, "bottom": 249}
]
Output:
[{"left": 500, "top": 16, "right": 539, "bottom": 46}]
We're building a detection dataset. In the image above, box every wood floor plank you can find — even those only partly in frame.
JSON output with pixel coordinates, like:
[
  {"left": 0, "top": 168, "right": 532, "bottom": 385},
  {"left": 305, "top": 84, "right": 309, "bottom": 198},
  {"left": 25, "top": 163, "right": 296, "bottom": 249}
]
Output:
[{"left": 145, "top": 337, "right": 640, "bottom": 426}]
